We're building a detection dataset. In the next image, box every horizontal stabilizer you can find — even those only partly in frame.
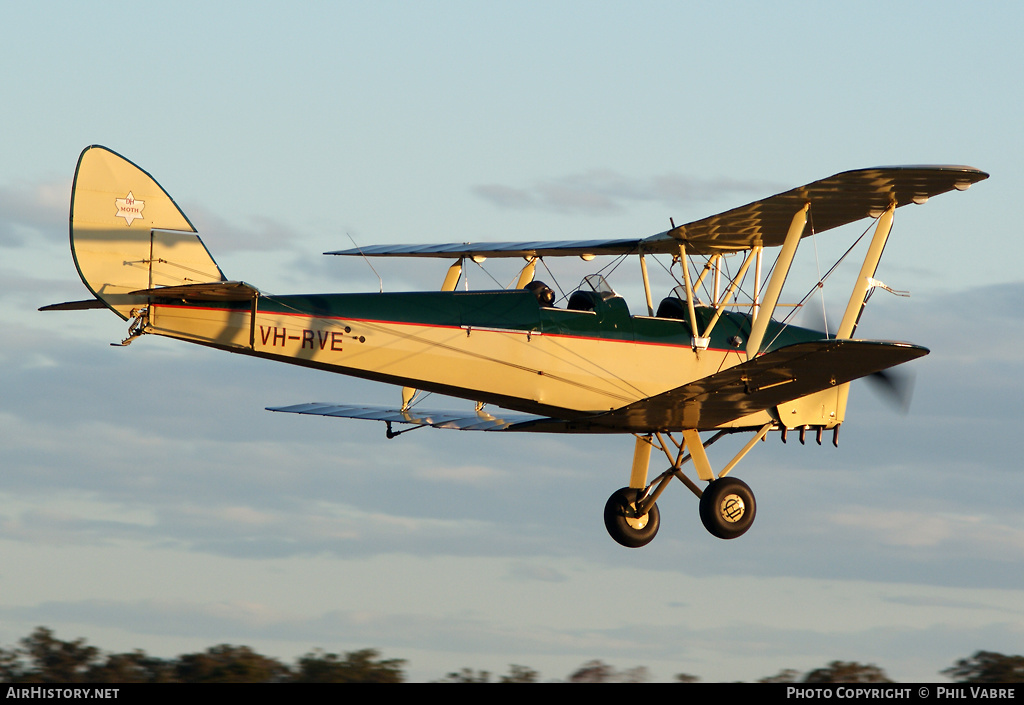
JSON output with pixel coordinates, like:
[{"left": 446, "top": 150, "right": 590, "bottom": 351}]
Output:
[
  {"left": 129, "top": 281, "right": 259, "bottom": 301},
  {"left": 39, "top": 299, "right": 106, "bottom": 311},
  {"left": 266, "top": 403, "right": 549, "bottom": 431}
]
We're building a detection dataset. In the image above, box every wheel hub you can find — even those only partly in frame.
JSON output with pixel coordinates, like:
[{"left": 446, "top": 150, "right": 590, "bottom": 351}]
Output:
[
  {"left": 604, "top": 487, "right": 661, "bottom": 548},
  {"left": 625, "top": 512, "right": 649, "bottom": 530},
  {"left": 719, "top": 494, "right": 745, "bottom": 523}
]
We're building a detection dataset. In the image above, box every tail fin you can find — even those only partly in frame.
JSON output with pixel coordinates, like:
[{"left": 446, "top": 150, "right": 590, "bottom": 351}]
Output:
[{"left": 70, "top": 146, "right": 226, "bottom": 320}]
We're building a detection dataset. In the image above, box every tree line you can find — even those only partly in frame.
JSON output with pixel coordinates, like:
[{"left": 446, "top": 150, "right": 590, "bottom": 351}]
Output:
[{"left": 0, "top": 627, "right": 1021, "bottom": 683}]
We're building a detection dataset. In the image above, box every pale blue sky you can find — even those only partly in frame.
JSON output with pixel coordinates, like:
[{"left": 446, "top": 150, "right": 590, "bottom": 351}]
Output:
[{"left": 0, "top": 1, "right": 1021, "bottom": 682}]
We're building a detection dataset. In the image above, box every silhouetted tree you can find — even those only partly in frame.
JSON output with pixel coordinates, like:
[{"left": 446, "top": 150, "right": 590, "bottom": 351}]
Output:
[
  {"left": 619, "top": 666, "right": 649, "bottom": 683},
  {"left": 26, "top": 625, "right": 1024, "bottom": 684},
  {"left": 438, "top": 667, "right": 491, "bottom": 683},
  {"left": 0, "top": 646, "right": 24, "bottom": 682},
  {"left": 16, "top": 627, "right": 101, "bottom": 683},
  {"left": 803, "top": 661, "right": 892, "bottom": 683},
  {"left": 0, "top": 628, "right": 414, "bottom": 684},
  {"left": 173, "top": 644, "right": 290, "bottom": 683},
  {"left": 942, "top": 651, "right": 1024, "bottom": 683},
  {"left": 499, "top": 664, "right": 539, "bottom": 683},
  {"left": 568, "top": 660, "right": 647, "bottom": 683},
  {"left": 758, "top": 668, "right": 800, "bottom": 683},
  {"left": 570, "top": 659, "right": 616, "bottom": 683},
  {"left": 293, "top": 648, "right": 405, "bottom": 683},
  {"left": 440, "top": 664, "right": 538, "bottom": 682},
  {"left": 86, "top": 650, "right": 173, "bottom": 683}
]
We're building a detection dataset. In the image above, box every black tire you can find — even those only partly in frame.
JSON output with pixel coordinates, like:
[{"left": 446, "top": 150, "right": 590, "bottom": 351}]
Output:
[
  {"left": 603, "top": 488, "right": 660, "bottom": 548},
  {"left": 699, "top": 477, "right": 756, "bottom": 539}
]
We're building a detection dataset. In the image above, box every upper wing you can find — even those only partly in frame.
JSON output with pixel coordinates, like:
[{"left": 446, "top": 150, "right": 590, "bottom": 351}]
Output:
[
  {"left": 648, "top": 165, "right": 988, "bottom": 254},
  {"left": 326, "top": 165, "right": 987, "bottom": 259},
  {"left": 326, "top": 238, "right": 644, "bottom": 259}
]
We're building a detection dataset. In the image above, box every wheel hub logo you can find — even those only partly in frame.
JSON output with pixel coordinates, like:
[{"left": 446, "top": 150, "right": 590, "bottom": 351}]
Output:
[{"left": 721, "top": 494, "right": 745, "bottom": 522}]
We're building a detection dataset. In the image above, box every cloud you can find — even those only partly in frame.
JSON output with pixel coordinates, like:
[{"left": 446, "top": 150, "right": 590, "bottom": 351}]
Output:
[
  {"left": 0, "top": 595, "right": 596, "bottom": 658},
  {"left": 0, "top": 482, "right": 503, "bottom": 560},
  {"left": 0, "top": 179, "right": 70, "bottom": 246},
  {"left": 185, "top": 207, "right": 307, "bottom": 254},
  {"left": 828, "top": 507, "right": 1024, "bottom": 558},
  {"left": 0, "top": 178, "right": 307, "bottom": 256},
  {"left": 882, "top": 594, "right": 1024, "bottom": 617},
  {"left": 506, "top": 562, "right": 570, "bottom": 583},
  {"left": 472, "top": 170, "right": 780, "bottom": 215},
  {"left": 472, "top": 184, "right": 534, "bottom": 210},
  {"left": 411, "top": 463, "right": 506, "bottom": 484}
]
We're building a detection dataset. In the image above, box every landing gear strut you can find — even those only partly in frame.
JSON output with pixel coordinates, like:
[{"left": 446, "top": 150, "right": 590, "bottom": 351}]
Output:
[{"left": 604, "top": 425, "right": 770, "bottom": 546}]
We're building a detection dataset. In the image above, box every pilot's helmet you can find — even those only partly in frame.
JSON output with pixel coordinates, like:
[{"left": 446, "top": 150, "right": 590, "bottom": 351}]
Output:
[{"left": 524, "top": 280, "right": 555, "bottom": 307}]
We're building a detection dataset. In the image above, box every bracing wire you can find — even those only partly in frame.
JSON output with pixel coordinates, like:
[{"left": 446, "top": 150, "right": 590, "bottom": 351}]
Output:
[
  {"left": 808, "top": 215, "right": 830, "bottom": 338},
  {"left": 346, "top": 231, "right": 384, "bottom": 293},
  {"left": 762, "top": 214, "right": 878, "bottom": 350},
  {"left": 471, "top": 258, "right": 505, "bottom": 289}
]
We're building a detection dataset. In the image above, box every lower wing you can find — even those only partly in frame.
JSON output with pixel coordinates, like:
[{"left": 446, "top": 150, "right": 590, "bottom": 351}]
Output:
[{"left": 268, "top": 339, "right": 927, "bottom": 434}]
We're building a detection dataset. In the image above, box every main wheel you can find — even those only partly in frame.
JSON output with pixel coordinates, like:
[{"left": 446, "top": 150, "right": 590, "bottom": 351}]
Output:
[
  {"left": 699, "top": 477, "right": 756, "bottom": 539},
  {"left": 604, "top": 488, "right": 660, "bottom": 548}
]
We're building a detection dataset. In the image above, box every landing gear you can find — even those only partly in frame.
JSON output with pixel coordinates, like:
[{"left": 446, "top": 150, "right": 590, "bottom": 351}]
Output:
[
  {"left": 699, "top": 477, "right": 756, "bottom": 539},
  {"left": 603, "top": 488, "right": 660, "bottom": 548},
  {"left": 605, "top": 427, "right": 770, "bottom": 547}
]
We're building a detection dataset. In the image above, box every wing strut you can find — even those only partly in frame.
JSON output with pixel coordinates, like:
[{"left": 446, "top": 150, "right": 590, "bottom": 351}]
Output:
[
  {"left": 700, "top": 247, "right": 757, "bottom": 340},
  {"left": 832, "top": 202, "right": 896, "bottom": 426},
  {"left": 639, "top": 255, "right": 654, "bottom": 316},
  {"left": 403, "top": 258, "right": 463, "bottom": 411},
  {"left": 679, "top": 243, "right": 704, "bottom": 349},
  {"left": 836, "top": 204, "right": 895, "bottom": 338},
  {"left": 746, "top": 204, "right": 808, "bottom": 357},
  {"left": 753, "top": 246, "right": 763, "bottom": 319},
  {"left": 516, "top": 256, "right": 538, "bottom": 289}
]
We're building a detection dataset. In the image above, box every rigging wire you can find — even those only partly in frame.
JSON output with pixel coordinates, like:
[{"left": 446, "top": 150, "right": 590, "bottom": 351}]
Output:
[
  {"left": 471, "top": 257, "right": 505, "bottom": 289},
  {"left": 808, "top": 214, "right": 830, "bottom": 338},
  {"left": 539, "top": 257, "right": 568, "bottom": 304},
  {"left": 346, "top": 231, "right": 384, "bottom": 293},
  {"left": 762, "top": 214, "right": 878, "bottom": 350},
  {"left": 594, "top": 252, "right": 631, "bottom": 283},
  {"left": 655, "top": 252, "right": 684, "bottom": 289}
]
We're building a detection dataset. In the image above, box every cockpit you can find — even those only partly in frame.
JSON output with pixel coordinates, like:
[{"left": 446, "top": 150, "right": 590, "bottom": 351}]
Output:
[{"left": 524, "top": 273, "right": 620, "bottom": 313}]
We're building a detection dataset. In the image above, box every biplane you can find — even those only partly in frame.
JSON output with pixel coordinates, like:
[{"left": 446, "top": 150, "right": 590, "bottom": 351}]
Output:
[{"left": 46, "top": 146, "right": 988, "bottom": 547}]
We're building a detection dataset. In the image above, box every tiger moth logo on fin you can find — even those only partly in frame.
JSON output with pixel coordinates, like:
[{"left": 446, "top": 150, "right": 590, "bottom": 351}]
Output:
[{"left": 114, "top": 191, "right": 145, "bottom": 226}]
